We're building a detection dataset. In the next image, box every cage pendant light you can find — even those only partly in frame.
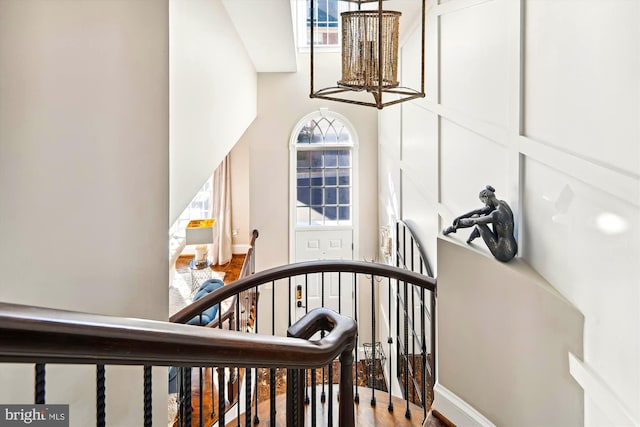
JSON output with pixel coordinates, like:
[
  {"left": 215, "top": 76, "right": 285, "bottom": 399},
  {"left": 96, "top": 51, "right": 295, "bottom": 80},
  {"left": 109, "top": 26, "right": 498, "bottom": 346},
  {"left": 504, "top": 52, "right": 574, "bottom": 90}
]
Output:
[
  {"left": 310, "top": 0, "right": 425, "bottom": 109},
  {"left": 339, "top": 10, "right": 400, "bottom": 90}
]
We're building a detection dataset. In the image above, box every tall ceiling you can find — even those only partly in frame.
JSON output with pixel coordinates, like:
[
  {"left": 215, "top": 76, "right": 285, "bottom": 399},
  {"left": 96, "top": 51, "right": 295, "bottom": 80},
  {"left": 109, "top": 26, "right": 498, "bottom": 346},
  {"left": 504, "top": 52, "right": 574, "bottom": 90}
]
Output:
[
  {"left": 222, "top": 0, "right": 424, "bottom": 74},
  {"left": 222, "top": 0, "right": 298, "bottom": 73}
]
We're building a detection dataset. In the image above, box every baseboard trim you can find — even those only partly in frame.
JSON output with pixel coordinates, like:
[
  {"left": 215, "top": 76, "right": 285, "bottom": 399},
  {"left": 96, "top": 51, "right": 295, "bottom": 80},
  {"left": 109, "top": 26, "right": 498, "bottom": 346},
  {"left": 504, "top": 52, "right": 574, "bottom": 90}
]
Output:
[
  {"left": 432, "top": 384, "right": 496, "bottom": 427},
  {"left": 232, "top": 244, "right": 250, "bottom": 254}
]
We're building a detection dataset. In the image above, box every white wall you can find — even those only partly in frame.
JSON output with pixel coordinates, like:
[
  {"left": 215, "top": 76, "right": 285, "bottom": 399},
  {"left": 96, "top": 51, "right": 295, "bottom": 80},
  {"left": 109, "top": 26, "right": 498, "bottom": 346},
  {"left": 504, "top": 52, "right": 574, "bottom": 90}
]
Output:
[
  {"left": 230, "top": 135, "right": 251, "bottom": 251},
  {"left": 170, "top": 0, "right": 258, "bottom": 225},
  {"left": 241, "top": 52, "right": 378, "bottom": 338},
  {"left": 0, "top": 1, "right": 169, "bottom": 425},
  {"left": 437, "top": 237, "right": 584, "bottom": 426},
  {"left": 378, "top": 0, "right": 639, "bottom": 425}
]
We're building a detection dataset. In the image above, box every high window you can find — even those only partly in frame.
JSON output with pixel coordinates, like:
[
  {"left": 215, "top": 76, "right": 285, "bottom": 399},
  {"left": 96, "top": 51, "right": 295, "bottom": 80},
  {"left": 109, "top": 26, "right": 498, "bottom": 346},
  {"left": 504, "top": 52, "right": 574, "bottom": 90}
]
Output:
[
  {"left": 297, "top": 0, "right": 345, "bottom": 49},
  {"left": 291, "top": 111, "right": 356, "bottom": 226}
]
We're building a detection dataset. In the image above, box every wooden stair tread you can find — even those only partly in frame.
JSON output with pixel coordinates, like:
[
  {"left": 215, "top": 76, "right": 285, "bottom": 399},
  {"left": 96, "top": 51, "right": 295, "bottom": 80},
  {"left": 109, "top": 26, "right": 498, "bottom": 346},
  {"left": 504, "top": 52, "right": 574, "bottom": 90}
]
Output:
[{"left": 227, "top": 385, "right": 425, "bottom": 426}]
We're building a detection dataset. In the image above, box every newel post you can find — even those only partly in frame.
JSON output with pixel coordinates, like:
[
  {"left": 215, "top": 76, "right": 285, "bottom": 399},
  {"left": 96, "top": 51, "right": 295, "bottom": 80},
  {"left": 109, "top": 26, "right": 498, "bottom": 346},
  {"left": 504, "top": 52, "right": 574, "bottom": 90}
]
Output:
[{"left": 339, "top": 348, "right": 355, "bottom": 427}]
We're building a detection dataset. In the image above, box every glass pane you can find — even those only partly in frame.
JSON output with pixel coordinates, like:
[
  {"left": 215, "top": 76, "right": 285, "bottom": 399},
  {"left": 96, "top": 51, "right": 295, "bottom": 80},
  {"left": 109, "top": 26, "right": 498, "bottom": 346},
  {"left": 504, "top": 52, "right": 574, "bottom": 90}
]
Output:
[
  {"left": 297, "top": 187, "right": 310, "bottom": 205},
  {"left": 339, "top": 187, "right": 350, "bottom": 205},
  {"left": 324, "top": 187, "right": 337, "bottom": 205},
  {"left": 297, "top": 206, "right": 310, "bottom": 225},
  {"left": 311, "top": 122, "right": 323, "bottom": 144},
  {"left": 324, "top": 206, "right": 337, "bottom": 221},
  {"left": 339, "top": 206, "right": 350, "bottom": 221},
  {"left": 299, "top": 127, "right": 312, "bottom": 144},
  {"left": 310, "top": 168, "right": 323, "bottom": 187},
  {"left": 338, "top": 169, "right": 350, "bottom": 185},
  {"left": 311, "top": 188, "right": 323, "bottom": 205},
  {"left": 297, "top": 168, "right": 310, "bottom": 183},
  {"left": 338, "top": 126, "right": 351, "bottom": 143},
  {"left": 338, "top": 149, "right": 351, "bottom": 167},
  {"left": 324, "top": 168, "right": 337, "bottom": 186},
  {"left": 317, "top": 118, "right": 331, "bottom": 136},
  {"left": 297, "top": 151, "right": 310, "bottom": 167},
  {"left": 324, "top": 150, "right": 337, "bottom": 167},
  {"left": 310, "top": 151, "right": 323, "bottom": 167},
  {"left": 325, "top": 127, "right": 338, "bottom": 143}
]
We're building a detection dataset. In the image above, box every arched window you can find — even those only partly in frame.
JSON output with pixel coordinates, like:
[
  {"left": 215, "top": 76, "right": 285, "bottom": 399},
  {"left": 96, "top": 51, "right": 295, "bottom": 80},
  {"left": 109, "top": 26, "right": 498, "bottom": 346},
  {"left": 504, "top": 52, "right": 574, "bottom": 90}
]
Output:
[{"left": 290, "top": 109, "right": 357, "bottom": 227}]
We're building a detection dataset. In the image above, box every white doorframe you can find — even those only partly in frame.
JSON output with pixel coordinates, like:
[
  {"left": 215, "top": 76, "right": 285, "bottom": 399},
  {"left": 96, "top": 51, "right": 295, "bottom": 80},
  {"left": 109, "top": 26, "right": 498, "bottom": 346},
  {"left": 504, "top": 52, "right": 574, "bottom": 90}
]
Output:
[{"left": 288, "top": 108, "right": 360, "bottom": 263}]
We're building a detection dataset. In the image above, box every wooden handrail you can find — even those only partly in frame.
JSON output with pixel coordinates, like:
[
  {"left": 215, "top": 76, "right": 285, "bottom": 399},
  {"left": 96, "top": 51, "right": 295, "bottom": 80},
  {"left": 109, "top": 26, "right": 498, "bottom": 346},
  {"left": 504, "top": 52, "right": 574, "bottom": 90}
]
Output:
[
  {"left": 170, "top": 259, "right": 436, "bottom": 324},
  {"left": 0, "top": 302, "right": 357, "bottom": 369}
]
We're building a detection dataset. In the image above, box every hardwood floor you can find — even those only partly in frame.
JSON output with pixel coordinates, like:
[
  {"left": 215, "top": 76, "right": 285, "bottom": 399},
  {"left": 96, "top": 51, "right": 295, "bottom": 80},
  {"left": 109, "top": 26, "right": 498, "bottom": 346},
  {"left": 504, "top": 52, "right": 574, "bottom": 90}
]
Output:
[
  {"left": 228, "top": 385, "right": 426, "bottom": 427},
  {"left": 176, "top": 254, "right": 246, "bottom": 283}
]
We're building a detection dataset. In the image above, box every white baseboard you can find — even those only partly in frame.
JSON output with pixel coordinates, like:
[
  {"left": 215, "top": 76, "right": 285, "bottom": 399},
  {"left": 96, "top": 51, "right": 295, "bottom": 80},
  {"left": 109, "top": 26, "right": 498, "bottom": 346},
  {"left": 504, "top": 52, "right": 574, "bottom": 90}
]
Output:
[
  {"left": 432, "top": 383, "right": 496, "bottom": 427},
  {"left": 232, "top": 244, "right": 250, "bottom": 254}
]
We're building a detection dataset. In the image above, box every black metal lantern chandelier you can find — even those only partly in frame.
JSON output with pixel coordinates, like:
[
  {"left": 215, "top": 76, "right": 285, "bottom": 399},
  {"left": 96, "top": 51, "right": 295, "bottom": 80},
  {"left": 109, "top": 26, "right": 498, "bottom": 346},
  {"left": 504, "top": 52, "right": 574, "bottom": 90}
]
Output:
[{"left": 310, "top": 0, "right": 425, "bottom": 109}]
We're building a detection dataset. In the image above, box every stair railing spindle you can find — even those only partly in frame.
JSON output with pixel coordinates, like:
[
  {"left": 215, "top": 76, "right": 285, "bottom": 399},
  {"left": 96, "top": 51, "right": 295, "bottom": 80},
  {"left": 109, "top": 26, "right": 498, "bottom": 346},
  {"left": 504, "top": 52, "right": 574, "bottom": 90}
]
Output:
[
  {"left": 35, "top": 363, "right": 45, "bottom": 404},
  {"left": 143, "top": 365, "right": 152, "bottom": 427},
  {"left": 96, "top": 364, "right": 106, "bottom": 427}
]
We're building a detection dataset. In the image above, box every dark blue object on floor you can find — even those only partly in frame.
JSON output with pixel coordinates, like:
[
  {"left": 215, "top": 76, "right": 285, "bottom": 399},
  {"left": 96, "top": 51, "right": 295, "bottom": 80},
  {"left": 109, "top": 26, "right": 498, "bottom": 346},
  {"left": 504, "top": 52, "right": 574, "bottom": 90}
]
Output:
[{"left": 169, "top": 278, "right": 225, "bottom": 393}]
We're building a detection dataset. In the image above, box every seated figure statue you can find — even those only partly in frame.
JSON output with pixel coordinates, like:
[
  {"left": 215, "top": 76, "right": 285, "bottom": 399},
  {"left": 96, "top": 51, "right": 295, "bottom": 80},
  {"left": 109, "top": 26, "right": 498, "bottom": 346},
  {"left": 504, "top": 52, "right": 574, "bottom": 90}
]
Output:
[{"left": 443, "top": 185, "right": 518, "bottom": 262}]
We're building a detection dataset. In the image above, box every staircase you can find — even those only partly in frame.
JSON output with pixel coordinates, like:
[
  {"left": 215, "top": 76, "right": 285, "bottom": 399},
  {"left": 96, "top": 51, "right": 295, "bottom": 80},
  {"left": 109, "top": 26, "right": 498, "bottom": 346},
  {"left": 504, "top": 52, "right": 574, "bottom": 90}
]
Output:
[{"left": 0, "top": 223, "right": 440, "bottom": 427}]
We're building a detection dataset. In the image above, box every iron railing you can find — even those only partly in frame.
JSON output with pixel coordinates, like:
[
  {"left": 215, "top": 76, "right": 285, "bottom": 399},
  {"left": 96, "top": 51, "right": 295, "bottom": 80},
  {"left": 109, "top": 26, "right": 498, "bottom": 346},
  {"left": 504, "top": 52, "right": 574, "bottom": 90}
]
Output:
[{"left": 0, "top": 226, "right": 438, "bottom": 427}]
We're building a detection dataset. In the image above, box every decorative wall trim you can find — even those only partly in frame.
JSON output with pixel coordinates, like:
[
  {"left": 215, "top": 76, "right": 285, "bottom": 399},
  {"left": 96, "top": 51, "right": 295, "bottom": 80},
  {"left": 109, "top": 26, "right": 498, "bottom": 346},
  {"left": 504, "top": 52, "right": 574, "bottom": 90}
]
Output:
[
  {"left": 519, "top": 135, "right": 640, "bottom": 207},
  {"left": 432, "top": 384, "right": 497, "bottom": 427},
  {"left": 568, "top": 353, "right": 639, "bottom": 427}
]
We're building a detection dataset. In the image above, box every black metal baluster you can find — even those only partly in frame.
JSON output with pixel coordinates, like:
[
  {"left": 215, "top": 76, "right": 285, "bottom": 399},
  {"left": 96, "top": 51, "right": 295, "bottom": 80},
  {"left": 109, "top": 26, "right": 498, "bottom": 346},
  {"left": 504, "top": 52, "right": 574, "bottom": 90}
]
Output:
[
  {"left": 96, "top": 364, "right": 106, "bottom": 427},
  {"left": 430, "top": 290, "right": 437, "bottom": 396},
  {"left": 370, "top": 273, "right": 377, "bottom": 407},
  {"left": 270, "top": 368, "right": 276, "bottom": 426},
  {"left": 353, "top": 272, "right": 359, "bottom": 403},
  {"left": 327, "top": 362, "right": 334, "bottom": 427},
  {"left": 404, "top": 281, "right": 411, "bottom": 420},
  {"left": 388, "top": 277, "right": 394, "bottom": 413},
  {"left": 410, "top": 239, "right": 416, "bottom": 409},
  {"left": 420, "top": 258, "right": 427, "bottom": 419},
  {"left": 304, "top": 274, "right": 310, "bottom": 405},
  {"left": 199, "top": 366, "right": 204, "bottom": 427},
  {"left": 143, "top": 365, "right": 152, "bottom": 427},
  {"left": 184, "top": 367, "right": 192, "bottom": 427},
  {"left": 209, "top": 368, "right": 215, "bottom": 419},
  {"left": 320, "top": 272, "right": 326, "bottom": 404},
  {"left": 311, "top": 369, "right": 317, "bottom": 426},
  {"left": 218, "top": 366, "right": 226, "bottom": 427},
  {"left": 236, "top": 369, "right": 241, "bottom": 427},
  {"left": 253, "top": 284, "right": 260, "bottom": 425},
  {"left": 268, "top": 279, "right": 275, "bottom": 426},
  {"left": 288, "top": 277, "right": 292, "bottom": 327},
  {"left": 245, "top": 367, "right": 252, "bottom": 427},
  {"left": 35, "top": 363, "right": 45, "bottom": 404}
]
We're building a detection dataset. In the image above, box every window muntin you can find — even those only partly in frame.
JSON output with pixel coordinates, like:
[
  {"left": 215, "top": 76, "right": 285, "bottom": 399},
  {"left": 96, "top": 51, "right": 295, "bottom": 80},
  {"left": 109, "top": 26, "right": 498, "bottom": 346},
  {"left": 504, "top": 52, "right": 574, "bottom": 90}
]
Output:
[
  {"left": 297, "top": 0, "right": 348, "bottom": 50},
  {"left": 307, "top": 0, "right": 340, "bottom": 46},
  {"left": 295, "top": 116, "right": 353, "bottom": 226}
]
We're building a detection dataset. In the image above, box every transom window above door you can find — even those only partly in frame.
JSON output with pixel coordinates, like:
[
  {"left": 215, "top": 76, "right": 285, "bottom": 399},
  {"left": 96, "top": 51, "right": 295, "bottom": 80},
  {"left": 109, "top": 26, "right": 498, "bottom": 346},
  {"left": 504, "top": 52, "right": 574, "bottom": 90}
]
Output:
[{"left": 291, "top": 112, "right": 356, "bottom": 227}]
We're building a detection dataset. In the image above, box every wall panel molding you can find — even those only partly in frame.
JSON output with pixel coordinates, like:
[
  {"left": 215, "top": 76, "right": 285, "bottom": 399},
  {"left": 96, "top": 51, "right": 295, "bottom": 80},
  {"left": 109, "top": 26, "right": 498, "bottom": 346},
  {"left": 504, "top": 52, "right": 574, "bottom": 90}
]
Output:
[
  {"left": 519, "top": 135, "right": 640, "bottom": 207},
  {"left": 435, "top": 0, "right": 495, "bottom": 17}
]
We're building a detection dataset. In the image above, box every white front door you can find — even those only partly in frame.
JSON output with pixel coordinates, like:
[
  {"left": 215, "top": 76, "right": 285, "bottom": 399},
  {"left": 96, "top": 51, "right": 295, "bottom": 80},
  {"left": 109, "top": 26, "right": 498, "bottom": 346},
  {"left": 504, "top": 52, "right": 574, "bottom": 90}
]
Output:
[
  {"left": 293, "top": 229, "right": 354, "bottom": 321},
  {"left": 289, "top": 109, "right": 359, "bottom": 324}
]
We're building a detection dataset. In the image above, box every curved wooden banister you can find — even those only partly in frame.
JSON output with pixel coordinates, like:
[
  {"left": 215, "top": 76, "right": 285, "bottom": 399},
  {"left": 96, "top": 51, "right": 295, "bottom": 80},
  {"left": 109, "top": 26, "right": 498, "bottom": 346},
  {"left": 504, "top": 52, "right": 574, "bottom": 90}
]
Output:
[
  {"left": 170, "top": 259, "right": 436, "bottom": 324},
  {"left": 0, "top": 302, "right": 356, "bottom": 369}
]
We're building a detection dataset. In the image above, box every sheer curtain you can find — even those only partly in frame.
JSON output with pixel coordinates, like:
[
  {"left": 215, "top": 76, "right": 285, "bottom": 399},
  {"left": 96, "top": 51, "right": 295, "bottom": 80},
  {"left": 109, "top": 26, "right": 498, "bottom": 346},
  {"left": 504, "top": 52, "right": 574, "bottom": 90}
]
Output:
[{"left": 211, "top": 155, "right": 232, "bottom": 265}]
